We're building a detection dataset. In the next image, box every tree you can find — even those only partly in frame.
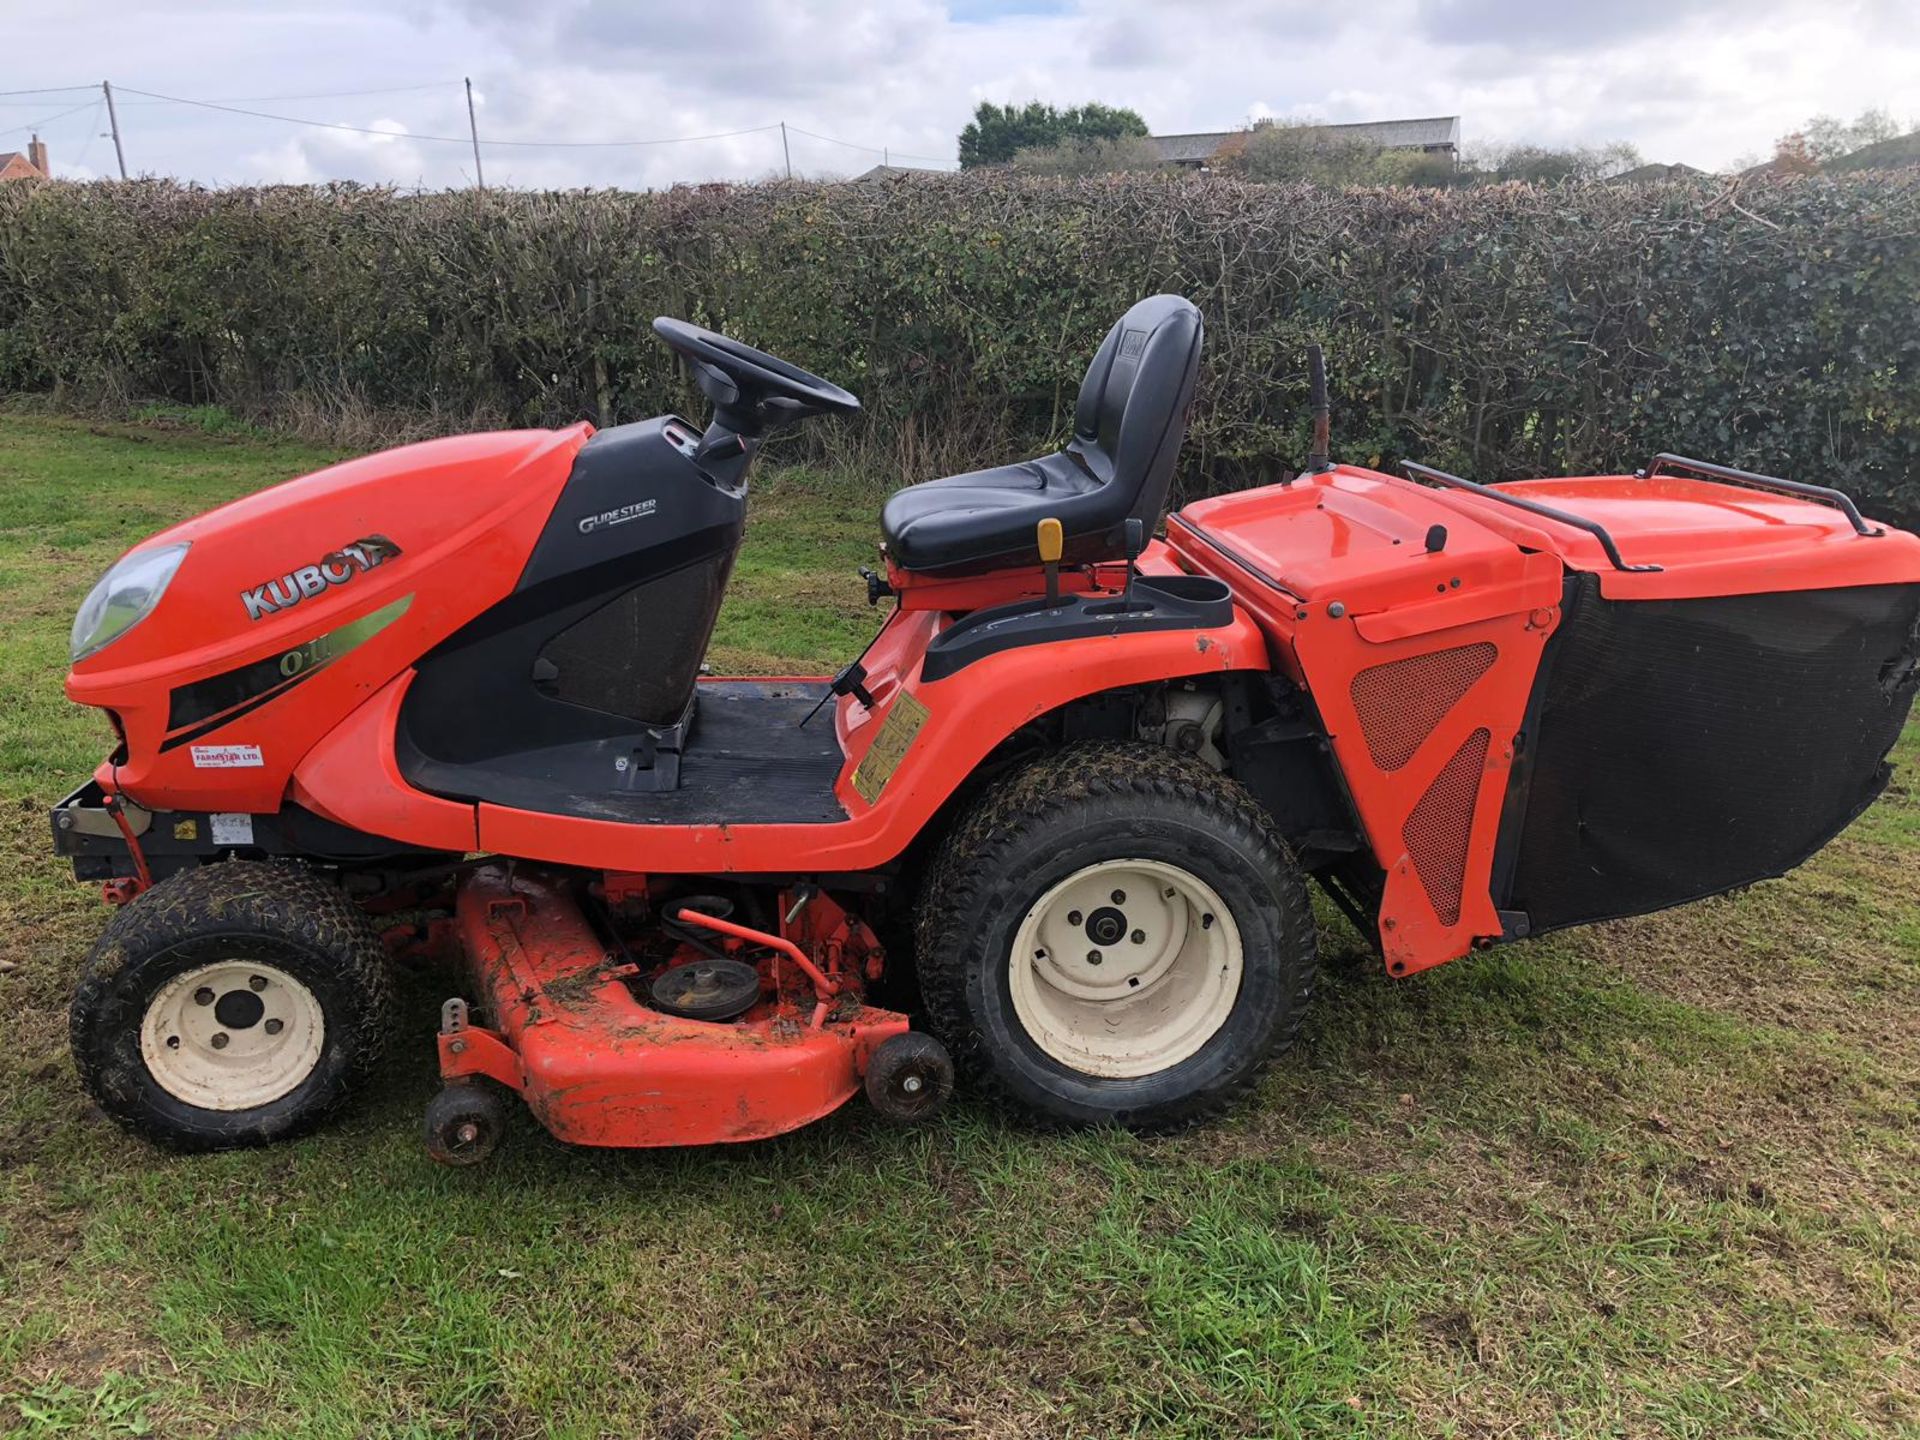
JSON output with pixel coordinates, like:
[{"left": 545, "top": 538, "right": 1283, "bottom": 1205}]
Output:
[
  {"left": 958, "top": 101, "right": 1149, "bottom": 168},
  {"left": 1770, "top": 132, "right": 1820, "bottom": 176},
  {"left": 1218, "top": 120, "right": 1460, "bottom": 188},
  {"left": 1469, "top": 140, "right": 1643, "bottom": 184},
  {"left": 1218, "top": 121, "right": 1388, "bottom": 185},
  {"left": 1798, "top": 108, "right": 1904, "bottom": 163},
  {"left": 1010, "top": 134, "right": 1164, "bottom": 177}
]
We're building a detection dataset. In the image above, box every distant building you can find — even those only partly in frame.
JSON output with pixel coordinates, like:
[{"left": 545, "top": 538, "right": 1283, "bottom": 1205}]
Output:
[
  {"left": 1150, "top": 116, "right": 1461, "bottom": 170},
  {"left": 1608, "top": 162, "right": 1709, "bottom": 184},
  {"left": 851, "top": 163, "right": 944, "bottom": 182},
  {"left": 0, "top": 133, "right": 49, "bottom": 183}
]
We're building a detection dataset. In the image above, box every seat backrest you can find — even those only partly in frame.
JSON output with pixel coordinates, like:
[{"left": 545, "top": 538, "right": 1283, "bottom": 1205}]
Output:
[{"left": 1069, "top": 294, "right": 1205, "bottom": 533}]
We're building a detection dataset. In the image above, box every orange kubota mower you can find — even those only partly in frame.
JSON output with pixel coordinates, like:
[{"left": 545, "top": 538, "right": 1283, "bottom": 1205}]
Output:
[{"left": 54, "top": 297, "right": 1920, "bottom": 1164}]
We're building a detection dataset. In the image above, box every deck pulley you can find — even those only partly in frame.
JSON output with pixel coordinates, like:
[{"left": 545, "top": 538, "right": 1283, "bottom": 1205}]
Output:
[{"left": 648, "top": 957, "right": 762, "bottom": 1022}]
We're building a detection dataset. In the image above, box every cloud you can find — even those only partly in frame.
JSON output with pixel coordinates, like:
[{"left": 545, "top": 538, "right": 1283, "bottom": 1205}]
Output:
[
  {"left": 3, "top": 0, "right": 1915, "bottom": 186},
  {"left": 1412, "top": 0, "right": 1745, "bottom": 50},
  {"left": 242, "top": 118, "right": 439, "bottom": 187}
]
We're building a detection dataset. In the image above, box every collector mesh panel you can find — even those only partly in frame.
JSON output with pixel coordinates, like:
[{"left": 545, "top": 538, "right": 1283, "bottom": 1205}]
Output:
[
  {"left": 1351, "top": 643, "right": 1498, "bottom": 770},
  {"left": 536, "top": 560, "right": 726, "bottom": 726},
  {"left": 1404, "top": 726, "right": 1492, "bottom": 926},
  {"left": 1507, "top": 578, "right": 1920, "bottom": 932}
]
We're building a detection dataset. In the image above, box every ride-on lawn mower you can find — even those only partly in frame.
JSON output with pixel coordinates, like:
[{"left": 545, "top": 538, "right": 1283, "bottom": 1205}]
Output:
[{"left": 53, "top": 296, "right": 1920, "bottom": 1165}]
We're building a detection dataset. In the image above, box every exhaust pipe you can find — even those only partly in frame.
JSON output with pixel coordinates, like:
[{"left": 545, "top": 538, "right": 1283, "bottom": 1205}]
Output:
[{"left": 1305, "top": 343, "right": 1333, "bottom": 475}]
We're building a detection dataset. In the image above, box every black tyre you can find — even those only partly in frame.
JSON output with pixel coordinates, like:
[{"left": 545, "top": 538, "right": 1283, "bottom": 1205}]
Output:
[
  {"left": 916, "top": 744, "right": 1315, "bottom": 1132},
  {"left": 424, "top": 1082, "right": 509, "bottom": 1167},
  {"left": 69, "top": 861, "right": 394, "bottom": 1151},
  {"left": 864, "top": 1031, "right": 954, "bottom": 1124}
]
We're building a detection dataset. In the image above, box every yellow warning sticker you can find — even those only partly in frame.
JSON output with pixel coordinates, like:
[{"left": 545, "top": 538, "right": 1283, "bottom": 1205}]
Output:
[{"left": 851, "top": 690, "right": 930, "bottom": 806}]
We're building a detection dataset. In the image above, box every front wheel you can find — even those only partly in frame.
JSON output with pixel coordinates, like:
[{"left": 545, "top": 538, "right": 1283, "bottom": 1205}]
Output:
[
  {"left": 915, "top": 744, "right": 1316, "bottom": 1132},
  {"left": 69, "top": 861, "right": 393, "bottom": 1151}
]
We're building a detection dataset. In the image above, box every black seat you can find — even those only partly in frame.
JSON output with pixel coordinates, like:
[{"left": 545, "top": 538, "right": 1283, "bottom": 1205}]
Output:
[{"left": 880, "top": 295, "right": 1204, "bottom": 574}]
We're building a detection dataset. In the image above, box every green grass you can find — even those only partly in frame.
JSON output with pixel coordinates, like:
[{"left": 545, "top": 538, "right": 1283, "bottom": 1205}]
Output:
[{"left": 1, "top": 413, "right": 1917, "bottom": 1438}]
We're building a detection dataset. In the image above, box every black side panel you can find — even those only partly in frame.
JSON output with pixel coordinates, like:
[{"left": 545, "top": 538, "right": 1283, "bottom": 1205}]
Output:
[
  {"left": 1502, "top": 579, "right": 1920, "bottom": 933},
  {"left": 402, "top": 418, "right": 744, "bottom": 766},
  {"left": 52, "top": 779, "right": 452, "bottom": 882},
  {"left": 920, "top": 573, "right": 1232, "bottom": 683}
]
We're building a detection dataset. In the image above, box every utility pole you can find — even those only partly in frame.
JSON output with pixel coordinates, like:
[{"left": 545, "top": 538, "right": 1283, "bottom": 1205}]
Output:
[
  {"left": 465, "top": 77, "right": 485, "bottom": 191},
  {"left": 780, "top": 121, "right": 791, "bottom": 179},
  {"left": 102, "top": 80, "right": 127, "bottom": 180}
]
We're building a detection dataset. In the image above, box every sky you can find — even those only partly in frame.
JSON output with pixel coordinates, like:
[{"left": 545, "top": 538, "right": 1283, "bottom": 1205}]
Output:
[{"left": 2, "top": 0, "right": 1915, "bottom": 187}]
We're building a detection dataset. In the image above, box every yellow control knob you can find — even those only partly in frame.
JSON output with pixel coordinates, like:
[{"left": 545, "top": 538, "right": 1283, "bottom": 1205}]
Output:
[{"left": 1036, "top": 517, "right": 1063, "bottom": 565}]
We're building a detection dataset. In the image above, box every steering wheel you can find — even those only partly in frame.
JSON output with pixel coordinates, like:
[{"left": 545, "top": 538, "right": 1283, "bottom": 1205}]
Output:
[{"left": 652, "top": 316, "right": 861, "bottom": 435}]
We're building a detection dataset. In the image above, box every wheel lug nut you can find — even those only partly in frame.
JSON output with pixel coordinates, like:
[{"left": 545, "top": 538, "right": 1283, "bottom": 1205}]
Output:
[
  {"left": 1111, "top": 889, "right": 1127, "bottom": 904},
  {"left": 1067, "top": 910, "right": 1083, "bottom": 926},
  {"left": 210, "top": 1032, "right": 230, "bottom": 1049},
  {"left": 264, "top": 1018, "right": 284, "bottom": 1035},
  {"left": 1131, "top": 929, "right": 1146, "bottom": 944},
  {"left": 193, "top": 987, "right": 215, "bottom": 1006},
  {"left": 249, "top": 975, "right": 268, "bottom": 992},
  {"left": 902, "top": 1075, "right": 924, "bottom": 1094},
  {"left": 1087, "top": 950, "right": 1103, "bottom": 965}
]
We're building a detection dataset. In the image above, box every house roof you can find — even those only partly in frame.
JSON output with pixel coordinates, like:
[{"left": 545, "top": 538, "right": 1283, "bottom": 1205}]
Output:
[
  {"left": 1318, "top": 115, "right": 1461, "bottom": 149},
  {"left": 1609, "top": 162, "right": 1709, "bottom": 183},
  {"left": 0, "top": 151, "right": 46, "bottom": 182},
  {"left": 851, "top": 163, "right": 944, "bottom": 182},
  {"left": 1149, "top": 132, "right": 1235, "bottom": 164},
  {"left": 1149, "top": 116, "right": 1461, "bottom": 164}
]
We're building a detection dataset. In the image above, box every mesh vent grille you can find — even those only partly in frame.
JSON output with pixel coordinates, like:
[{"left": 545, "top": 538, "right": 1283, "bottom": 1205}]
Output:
[
  {"left": 1403, "top": 727, "right": 1491, "bottom": 926},
  {"left": 536, "top": 562, "right": 725, "bottom": 726},
  {"left": 1349, "top": 643, "right": 1497, "bottom": 771}
]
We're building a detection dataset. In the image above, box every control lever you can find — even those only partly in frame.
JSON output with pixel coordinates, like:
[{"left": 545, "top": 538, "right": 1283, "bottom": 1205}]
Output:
[
  {"left": 859, "top": 566, "right": 893, "bottom": 606},
  {"left": 1120, "top": 517, "right": 1145, "bottom": 609},
  {"left": 1036, "top": 517, "right": 1063, "bottom": 605},
  {"left": 799, "top": 659, "right": 875, "bottom": 728}
]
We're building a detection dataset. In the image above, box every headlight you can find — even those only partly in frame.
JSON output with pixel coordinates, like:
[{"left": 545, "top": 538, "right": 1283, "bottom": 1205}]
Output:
[{"left": 70, "top": 542, "right": 190, "bottom": 663}]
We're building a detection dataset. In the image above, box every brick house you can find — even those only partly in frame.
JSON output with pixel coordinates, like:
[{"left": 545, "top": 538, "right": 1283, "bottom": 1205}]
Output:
[{"left": 0, "top": 134, "right": 50, "bottom": 182}]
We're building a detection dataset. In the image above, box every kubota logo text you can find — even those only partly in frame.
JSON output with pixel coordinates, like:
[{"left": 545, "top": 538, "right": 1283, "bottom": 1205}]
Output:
[{"left": 241, "top": 536, "right": 402, "bottom": 621}]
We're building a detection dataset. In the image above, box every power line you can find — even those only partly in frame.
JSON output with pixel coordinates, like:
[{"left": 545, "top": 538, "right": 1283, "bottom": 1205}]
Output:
[
  {"left": 72, "top": 99, "right": 107, "bottom": 172},
  {"left": 117, "top": 86, "right": 782, "bottom": 149},
  {"left": 114, "top": 86, "right": 476, "bottom": 143},
  {"left": 3, "top": 80, "right": 959, "bottom": 179},
  {"left": 784, "top": 124, "right": 953, "bottom": 166},
  {"left": 120, "top": 81, "right": 462, "bottom": 106},
  {"left": 0, "top": 100, "right": 96, "bottom": 140},
  {"left": 481, "top": 122, "right": 782, "bottom": 151}
]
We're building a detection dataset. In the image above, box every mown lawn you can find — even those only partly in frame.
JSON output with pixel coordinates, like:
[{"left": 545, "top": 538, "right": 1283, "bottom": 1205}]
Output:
[{"left": 1, "top": 413, "right": 1915, "bottom": 1439}]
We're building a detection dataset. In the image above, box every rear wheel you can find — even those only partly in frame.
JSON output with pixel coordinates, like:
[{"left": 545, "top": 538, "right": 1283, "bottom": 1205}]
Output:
[
  {"left": 70, "top": 861, "right": 393, "bottom": 1151},
  {"left": 916, "top": 744, "right": 1316, "bottom": 1132}
]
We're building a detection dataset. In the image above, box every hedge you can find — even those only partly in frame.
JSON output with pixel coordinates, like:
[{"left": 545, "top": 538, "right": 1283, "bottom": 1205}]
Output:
[{"left": 1, "top": 172, "right": 1915, "bottom": 519}]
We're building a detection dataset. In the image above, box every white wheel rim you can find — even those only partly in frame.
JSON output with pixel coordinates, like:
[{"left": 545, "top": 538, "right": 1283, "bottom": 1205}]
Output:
[
  {"left": 1008, "top": 858, "right": 1243, "bottom": 1079},
  {"left": 139, "top": 961, "right": 325, "bottom": 1111}
]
